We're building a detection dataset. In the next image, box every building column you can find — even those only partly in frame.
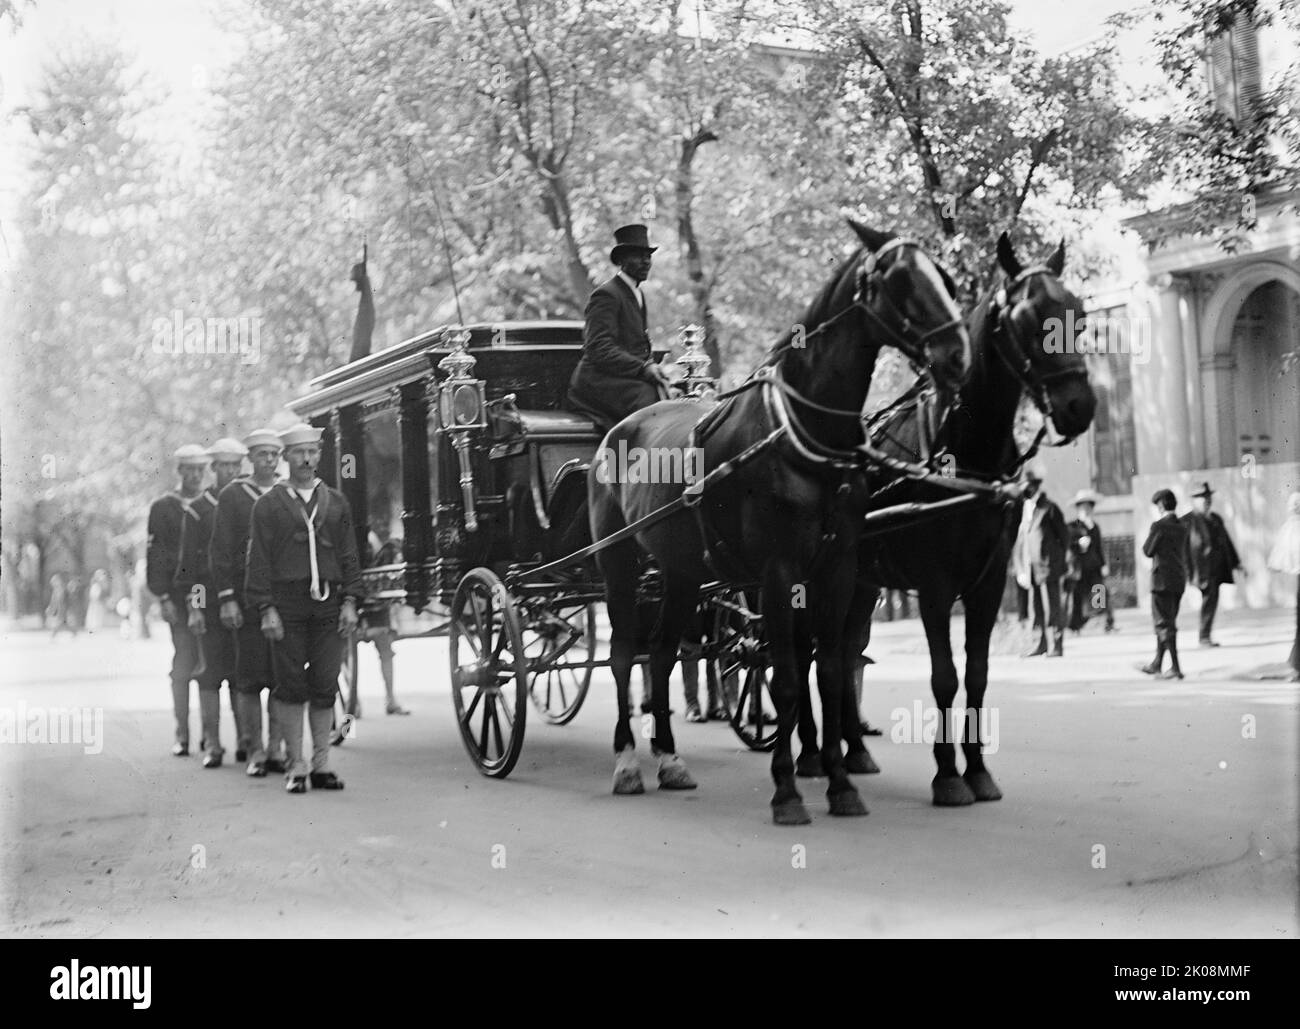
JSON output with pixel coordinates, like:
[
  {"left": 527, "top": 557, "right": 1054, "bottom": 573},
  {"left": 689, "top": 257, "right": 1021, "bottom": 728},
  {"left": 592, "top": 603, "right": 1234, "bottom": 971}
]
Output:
[
  {"left": 1132, "top": 275, "right": 1193, "bottom": 476},
  {"left": 1176, "top": 277, "right": 1206, "bottom": 469},
  {"left": 1199, "top": 352, "right": 1238, "bottom": 469}
]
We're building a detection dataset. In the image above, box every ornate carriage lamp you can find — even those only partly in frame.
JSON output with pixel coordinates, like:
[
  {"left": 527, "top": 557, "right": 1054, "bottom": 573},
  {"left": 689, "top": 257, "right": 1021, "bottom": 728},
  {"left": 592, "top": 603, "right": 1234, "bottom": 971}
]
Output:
[
  {"left": 434, "top": 328, "right": 487, "bottom": 531},
  {"left": 674, "top": 324, "right": 717, "bottom": 400}
]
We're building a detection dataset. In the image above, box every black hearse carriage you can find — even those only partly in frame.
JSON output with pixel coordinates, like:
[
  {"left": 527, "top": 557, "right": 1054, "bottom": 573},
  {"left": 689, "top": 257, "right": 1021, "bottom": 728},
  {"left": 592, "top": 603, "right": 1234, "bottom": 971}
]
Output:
[{"left": 292, "top": 321, "right": 734, "bottom": 765}]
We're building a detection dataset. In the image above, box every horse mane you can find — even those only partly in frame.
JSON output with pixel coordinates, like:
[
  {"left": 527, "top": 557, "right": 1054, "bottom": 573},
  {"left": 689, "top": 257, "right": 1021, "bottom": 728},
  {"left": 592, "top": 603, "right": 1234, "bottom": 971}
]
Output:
[{"left": 759, "top": 249, "right": 862, "bottom": 366}]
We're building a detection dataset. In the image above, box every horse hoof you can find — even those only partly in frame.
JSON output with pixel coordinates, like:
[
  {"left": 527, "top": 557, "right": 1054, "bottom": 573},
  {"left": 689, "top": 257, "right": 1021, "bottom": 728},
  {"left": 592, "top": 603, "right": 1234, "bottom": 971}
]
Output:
[
  {"left": 828, "top": 789, "right": 868, "bottom": 817},
  {"left": 795, "top": 753, "right": 824, "bottom": 778},
  {"left": 964, "top": 769, "right": 1002, "bottom": 802},
  {"left": 772, "top": 800, "right": 812, "bottom": 826},
  {"left": 613, "top": 747, "right": 645, "bottom": 795},
  {"left": 845, "top": 750, "right": 880, "bottom": 775},
  {"left": 657, "top": 754, "right": 698, "bottom": 790},
  {"left": 931, "top": 774, "right": 976, "bottom": 806},
  {"left": 612, "top": 768, "right": 646, "bottom": 795}
]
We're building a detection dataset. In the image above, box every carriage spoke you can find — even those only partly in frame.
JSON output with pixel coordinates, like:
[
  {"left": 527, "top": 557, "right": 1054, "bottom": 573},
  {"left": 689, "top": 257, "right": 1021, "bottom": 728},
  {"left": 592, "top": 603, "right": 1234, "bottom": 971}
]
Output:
[
  {"left": 461, "top": 685, "right": 483, "bottom": 726},
  {"left": 490, "top": 697, "right": 506, "bottom": 757},
  {"left": 478, "top": 695, "right": 492, "bottom": 757}
]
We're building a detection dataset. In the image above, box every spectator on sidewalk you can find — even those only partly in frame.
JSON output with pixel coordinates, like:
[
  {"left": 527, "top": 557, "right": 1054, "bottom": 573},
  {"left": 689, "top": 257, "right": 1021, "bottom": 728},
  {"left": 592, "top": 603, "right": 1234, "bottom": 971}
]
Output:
[
  {"left": 1181, "top": 482, "right": 1244, "bottom": 647},
  {"left": 1140, "top": 489, "right": 1188, "bottom": 681},
  {"left": 1012, "top": 464, "right": 1070, "bottom": 658},
  {"left": 1266, "top": 492, "right": 1300, "bottom": 682},
  {"left": 1066, "top": 490, "right": 1115, "bottom": 633}
]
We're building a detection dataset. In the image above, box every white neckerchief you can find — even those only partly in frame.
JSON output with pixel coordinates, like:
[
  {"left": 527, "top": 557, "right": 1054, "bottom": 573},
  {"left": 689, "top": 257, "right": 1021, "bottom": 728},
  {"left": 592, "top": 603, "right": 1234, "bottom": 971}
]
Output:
[{"left": 286, "top": 480, "right": 329, "bottom": 601}]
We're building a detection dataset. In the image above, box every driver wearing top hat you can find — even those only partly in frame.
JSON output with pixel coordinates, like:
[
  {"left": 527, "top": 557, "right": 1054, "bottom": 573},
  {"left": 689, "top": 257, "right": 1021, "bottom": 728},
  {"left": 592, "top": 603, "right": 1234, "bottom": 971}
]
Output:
[{"left": 567, "top": 223, "right": 671, "bottom": 433}]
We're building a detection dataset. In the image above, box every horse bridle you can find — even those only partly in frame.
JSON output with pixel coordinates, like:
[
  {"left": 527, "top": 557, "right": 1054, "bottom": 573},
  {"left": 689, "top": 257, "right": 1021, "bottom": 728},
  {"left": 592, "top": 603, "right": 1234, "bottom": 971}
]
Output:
[{"left": 989, "top": 265, "right": 1088, "bottom": 433}]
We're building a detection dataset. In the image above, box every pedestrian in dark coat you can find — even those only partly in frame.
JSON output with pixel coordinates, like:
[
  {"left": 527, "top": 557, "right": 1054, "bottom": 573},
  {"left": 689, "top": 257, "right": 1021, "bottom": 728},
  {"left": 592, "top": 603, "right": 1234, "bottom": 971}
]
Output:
[
  {"left": 1141, "top": 488, "right": 1188, "bottom": 680},
  {"left": 1066, "top": 489, "right": 1115, "bottom": 633},
  {"left": 566, "top": 223, "right": 670, "bottom": 433},
  {"left": 1180, "top": 482, "right": 1244, "bottom": 646}
]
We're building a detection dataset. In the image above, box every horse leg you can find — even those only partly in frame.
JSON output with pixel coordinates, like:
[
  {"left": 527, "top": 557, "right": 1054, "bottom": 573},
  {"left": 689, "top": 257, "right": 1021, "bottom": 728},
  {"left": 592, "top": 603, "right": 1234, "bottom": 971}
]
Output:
[
  {"left": 794, "top": 614, "right": 824, "bottom": 778},
  {"left": 919, "top": 588, "right": 974, "bottom": 806},
  {"left": 961, "top": 571, "right": 1004, "bottom": 802},
  {"left": 813, "top": 572, "right": 867, "bottom": 817},
  {"left": 844, "top": 585, "right": 880, "bottom": 775},
  {"left": 764, "top": 561, "right": 809, "bottom": 825},
  {"left": 597, "top": 538, "right": 644, "bottom": 795},
  {"left": 650, "top": 575, "right": 699, "bottom": 790}
]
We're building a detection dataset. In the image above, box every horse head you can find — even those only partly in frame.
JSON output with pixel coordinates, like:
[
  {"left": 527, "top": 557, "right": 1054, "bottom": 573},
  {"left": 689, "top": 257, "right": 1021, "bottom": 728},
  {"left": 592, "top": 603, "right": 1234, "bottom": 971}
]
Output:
[
  {"left": 847, "top": 220, "right": 970, "bottom": 397},
  {"left": 992, "top": 232, "right": 1096, "bottom": 441}
]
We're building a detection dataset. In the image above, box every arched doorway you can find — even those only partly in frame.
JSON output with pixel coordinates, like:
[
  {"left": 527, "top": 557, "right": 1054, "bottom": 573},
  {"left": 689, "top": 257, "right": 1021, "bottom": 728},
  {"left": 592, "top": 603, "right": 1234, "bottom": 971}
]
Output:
[{"left": 1230, "top": 279, "right": 1300, "bottom": 465}]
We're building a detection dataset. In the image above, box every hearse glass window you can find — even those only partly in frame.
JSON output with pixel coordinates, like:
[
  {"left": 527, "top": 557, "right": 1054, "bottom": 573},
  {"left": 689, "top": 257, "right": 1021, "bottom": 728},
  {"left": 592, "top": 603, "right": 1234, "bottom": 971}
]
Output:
[{"left": 362, "top": 406, "right": 403, "bottom": 566}]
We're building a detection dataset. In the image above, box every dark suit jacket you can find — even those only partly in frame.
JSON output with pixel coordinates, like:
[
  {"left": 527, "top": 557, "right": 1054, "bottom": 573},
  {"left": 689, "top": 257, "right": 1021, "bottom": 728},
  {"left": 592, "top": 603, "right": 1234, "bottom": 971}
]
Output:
[
  {"left": 1143, "top": 512, "right": 1188, "bottom": 593},
  {"left": 567, "top": 276, "right": 658, "bottom": 429},
  {"left": 1180, "top": 510, "right": 1240, "bottom": 588}
]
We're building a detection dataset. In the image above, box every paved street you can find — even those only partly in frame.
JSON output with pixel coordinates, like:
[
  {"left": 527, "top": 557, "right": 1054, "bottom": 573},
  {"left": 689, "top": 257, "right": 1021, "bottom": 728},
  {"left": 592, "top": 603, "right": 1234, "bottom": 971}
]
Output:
[{"left": 1, "top": 606, "right": 1296, "bottom": 938}]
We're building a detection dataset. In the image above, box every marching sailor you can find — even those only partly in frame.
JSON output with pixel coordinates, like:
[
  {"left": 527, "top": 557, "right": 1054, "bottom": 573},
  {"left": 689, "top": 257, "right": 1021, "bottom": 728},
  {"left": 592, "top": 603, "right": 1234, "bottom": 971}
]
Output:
[
  {"left": 245, "top": 423, "right": 362, "bottom": 794},
  {"left": 210, "top": 428, "right": 286, "bottom": 777},
  {"left": 146, "top": 443, "right": 219, "bottom": 759},
  {"left": 204, "top": 437, "right": 250, "bottom": 761}
]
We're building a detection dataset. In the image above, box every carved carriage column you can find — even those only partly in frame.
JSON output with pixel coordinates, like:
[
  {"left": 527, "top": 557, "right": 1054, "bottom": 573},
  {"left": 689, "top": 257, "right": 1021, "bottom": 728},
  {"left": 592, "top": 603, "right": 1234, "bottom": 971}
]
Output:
[
  {"left": 399, "top": 381, "right": 431, "bottom": 611},
  {"left": 336, "top": 404, "right": 369, "bottom": 563}
]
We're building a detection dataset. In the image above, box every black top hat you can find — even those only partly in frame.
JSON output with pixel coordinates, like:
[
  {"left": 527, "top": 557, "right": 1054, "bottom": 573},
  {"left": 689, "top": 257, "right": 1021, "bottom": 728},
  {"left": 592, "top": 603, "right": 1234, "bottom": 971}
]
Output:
[
  {"left": 610, "top": 224, "right": 658, "bottom": 264},
  {"left": 1191, "top": 481, "right": 1214, "bottom": 498}
]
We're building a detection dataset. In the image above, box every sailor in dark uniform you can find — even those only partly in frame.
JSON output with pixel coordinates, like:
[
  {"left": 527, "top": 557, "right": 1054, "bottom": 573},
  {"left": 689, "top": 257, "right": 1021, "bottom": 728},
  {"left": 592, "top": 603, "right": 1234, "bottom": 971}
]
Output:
[
  {"left": 566, "top": 223, "right": 671, "bottom": 433},
  {"left": 202, "top": 437, "right": 249, "bottom": 762},
  {"left": 210, "top": 428, "right": 285, "bottom": 777},
  {"left": 145, "top": 443, "right": 220, "bottom": 759},
  {"left": 245, "top": 423, "right": 362, "bottom": 794}
]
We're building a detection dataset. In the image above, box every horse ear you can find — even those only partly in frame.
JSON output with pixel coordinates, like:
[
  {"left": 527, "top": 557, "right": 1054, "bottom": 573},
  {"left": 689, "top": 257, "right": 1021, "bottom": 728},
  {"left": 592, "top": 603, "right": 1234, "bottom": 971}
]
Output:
[
  {"left": 846, "top": 218, "right": 891, "bottom": 253},
  {"left": 996, "top": 231, "right": 1021, "bottom": 278},
  {"left": 1046, "top": 239, "right": 1066, "bottom": 277}
]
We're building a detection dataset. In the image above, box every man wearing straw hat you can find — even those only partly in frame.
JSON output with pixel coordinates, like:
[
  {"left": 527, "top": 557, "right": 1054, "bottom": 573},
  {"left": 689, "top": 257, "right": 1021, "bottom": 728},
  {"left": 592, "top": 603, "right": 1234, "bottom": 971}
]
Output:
[
  {"left": 566, "top": 223, "right": 673, "bottom": 434},
  {"left": 245, "top": 423, "right": 362, "bottom": 794},
  {"left": 1012, "top": 462, "right": 1070, "bottom": 657},
  {"left": 146, "top": 443, "right": 218, "bottom": 758},
  {"left": 210, "top": 428, "right": 286, "bottom": 777},
  {"left": 1066, "top": 488, "right": 1115, "bottom": 634}
]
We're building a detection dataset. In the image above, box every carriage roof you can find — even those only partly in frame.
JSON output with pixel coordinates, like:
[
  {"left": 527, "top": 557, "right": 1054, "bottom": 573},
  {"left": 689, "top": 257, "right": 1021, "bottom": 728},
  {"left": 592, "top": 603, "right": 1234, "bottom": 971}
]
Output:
[{"left": 289, "top": 320, "right": 586, "bottom": 419}]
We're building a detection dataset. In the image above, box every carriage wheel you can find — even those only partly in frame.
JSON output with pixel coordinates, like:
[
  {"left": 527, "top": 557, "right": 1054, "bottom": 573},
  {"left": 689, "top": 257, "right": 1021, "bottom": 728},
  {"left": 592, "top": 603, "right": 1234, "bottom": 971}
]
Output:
[
  {"left": 708, "top": 592, "right": 777, "bottom": 752},
  {"left": 523, "top": 600, "right": 596, "bottom": 725},
  {"left": 331, "top": 634, "right": 359, "bottom": 747},
  {"left": 449, "top": 568, "right": 528, "bottom": 778}
]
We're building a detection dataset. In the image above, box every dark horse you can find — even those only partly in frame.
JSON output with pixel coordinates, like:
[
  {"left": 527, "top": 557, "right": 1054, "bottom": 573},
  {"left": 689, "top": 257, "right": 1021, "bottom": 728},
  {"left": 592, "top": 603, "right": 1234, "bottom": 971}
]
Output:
[
  {"left": 588, "top": 222, "right": 969, "bottom": 824},
  {"left": 797, "top": 233, "right": 1097, "bottom": 804}
]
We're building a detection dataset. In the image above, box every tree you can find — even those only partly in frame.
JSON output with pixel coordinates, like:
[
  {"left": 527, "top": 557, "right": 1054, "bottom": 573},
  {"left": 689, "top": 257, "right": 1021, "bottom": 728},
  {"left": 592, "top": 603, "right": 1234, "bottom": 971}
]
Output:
[{"left": 1112, "top": 0, "right": 1299, "bottom": 245}]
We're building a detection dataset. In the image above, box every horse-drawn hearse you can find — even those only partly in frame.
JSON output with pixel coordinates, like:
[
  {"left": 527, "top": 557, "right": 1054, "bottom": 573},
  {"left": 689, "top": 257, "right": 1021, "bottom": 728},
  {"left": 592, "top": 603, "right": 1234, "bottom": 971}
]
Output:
[
  {"left": 290, "top": 225, "right": 1096, "bottom": 825},
  {"left": 288, "top": 317, "right": 754, "bottom": 773}
]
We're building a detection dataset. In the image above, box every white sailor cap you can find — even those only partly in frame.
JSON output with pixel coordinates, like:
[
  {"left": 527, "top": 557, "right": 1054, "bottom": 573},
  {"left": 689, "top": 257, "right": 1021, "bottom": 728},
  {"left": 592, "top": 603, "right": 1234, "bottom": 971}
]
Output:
[
  {"left": 174, "top": 444, "right": 211, "bottom": 467},
  {"left": 207, "top": 437, "right": 249, "bottom": 461},
  {"left": 278, "top": 423, "right": 324, "bottom": 448},
  {"left": 243, "top": 428, "right": 283, "bottom": 451}
]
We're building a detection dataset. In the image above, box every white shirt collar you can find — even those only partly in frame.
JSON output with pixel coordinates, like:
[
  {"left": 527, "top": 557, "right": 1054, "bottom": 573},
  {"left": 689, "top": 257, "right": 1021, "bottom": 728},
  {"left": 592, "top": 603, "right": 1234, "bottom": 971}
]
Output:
[{"left": 616, "top": 270, "right": 643, "bottom": 302}]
